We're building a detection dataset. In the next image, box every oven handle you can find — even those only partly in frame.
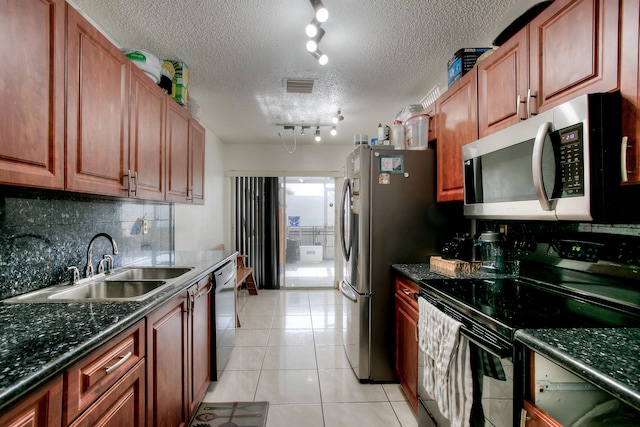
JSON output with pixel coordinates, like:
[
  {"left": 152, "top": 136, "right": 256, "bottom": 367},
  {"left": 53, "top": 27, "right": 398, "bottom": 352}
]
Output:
[
  {"left": 459, "top": 329, "right": 511, "bottom": 359},
  {"left": 416, "top": 293, "right": 511, "bottom": 358}
]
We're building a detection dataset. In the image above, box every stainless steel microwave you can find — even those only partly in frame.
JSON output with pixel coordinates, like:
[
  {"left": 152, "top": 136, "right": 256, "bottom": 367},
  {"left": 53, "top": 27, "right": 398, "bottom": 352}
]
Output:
[{"left": 462, "top": 92, "right": 639, "bottom": 222}]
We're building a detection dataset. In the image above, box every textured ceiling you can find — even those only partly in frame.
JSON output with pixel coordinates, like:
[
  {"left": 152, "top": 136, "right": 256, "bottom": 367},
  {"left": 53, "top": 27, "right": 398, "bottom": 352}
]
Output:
[{"left": 68, "top": 0, "right": 543, "bottom": 146}]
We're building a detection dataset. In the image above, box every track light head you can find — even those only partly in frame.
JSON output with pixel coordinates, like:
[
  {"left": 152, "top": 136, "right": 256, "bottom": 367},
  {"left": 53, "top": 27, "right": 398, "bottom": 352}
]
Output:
[
  {"left": 314, "top": 126, "right": 321, "bottom": 142},
  {"left": 305, "top": 18, "right": 319, "bottom": 37},
  {"left": 306, "top": 27, "right": 325, "bottom": 52},
  {"left": 310, "top": 50, "right": 328, "bottom": 65},
  {"left": 310, "top": 0, "right": 328, "bottom": 22},
  {"left": 330, "top": 125, "right": 337, "bottom": 136},
  {"left": 332, "top": 110, "right": 344, "bottom": 124}
]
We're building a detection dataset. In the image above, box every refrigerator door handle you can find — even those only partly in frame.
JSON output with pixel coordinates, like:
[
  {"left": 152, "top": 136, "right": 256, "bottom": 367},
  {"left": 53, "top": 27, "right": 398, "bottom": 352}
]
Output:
[
  {"left": 340, "top": 280, "right": 358, "bottom": 303},
  {"left": 339, "top": 179, "right": 351, "bottom": 261}
]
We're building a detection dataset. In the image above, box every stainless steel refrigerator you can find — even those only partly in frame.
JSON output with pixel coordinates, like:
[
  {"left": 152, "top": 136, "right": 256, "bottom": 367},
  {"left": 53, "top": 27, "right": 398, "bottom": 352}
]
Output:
[{"left": 339, "top": 145, "right": 446, "bottom": 382}]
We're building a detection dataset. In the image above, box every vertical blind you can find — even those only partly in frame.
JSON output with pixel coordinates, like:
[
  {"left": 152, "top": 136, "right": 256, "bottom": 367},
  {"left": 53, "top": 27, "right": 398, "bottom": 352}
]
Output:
[{"left": 233, "top": 177, "right": 279, "bottom": 289}]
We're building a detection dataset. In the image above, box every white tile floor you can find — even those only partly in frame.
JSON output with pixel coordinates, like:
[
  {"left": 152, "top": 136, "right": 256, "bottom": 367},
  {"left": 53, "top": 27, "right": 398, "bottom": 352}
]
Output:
[{"left": 204, "top": 288, "right": 418, "bottom": 427}]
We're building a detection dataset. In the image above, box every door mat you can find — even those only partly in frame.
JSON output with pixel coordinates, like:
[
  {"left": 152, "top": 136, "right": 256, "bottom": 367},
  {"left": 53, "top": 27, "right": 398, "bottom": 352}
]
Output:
[{"left": 188, "top": 401, "right": 269, "bottom": 427}]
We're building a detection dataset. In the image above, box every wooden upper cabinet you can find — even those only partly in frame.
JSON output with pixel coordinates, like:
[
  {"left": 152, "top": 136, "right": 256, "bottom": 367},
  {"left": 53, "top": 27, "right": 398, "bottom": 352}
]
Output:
[
  {"left": 166, "top": 102, "right": 191, "bottom": 203},
  {"left": 130, "top": 65, "right": 166, "bottom": 200},
  {"left": 620, "top": 0, "right": 640, "bottom": 184},
  {"left": 189, "top": 119, "right": 206, "bottom": 204},
  {"left": 529, "top": 0, "right": 619, "bottom": 113},
  {"left": 477, "top": 27, "right": 529, "bottom": 138},
  {"left": 66, "top": 5, "right": 130, "bottom": 197},
  {"left": 435, "top": 69, "right": 478, "bottom": 202},
  {"left": 0, "top": 0, "right": 65, "bottom": 190}
]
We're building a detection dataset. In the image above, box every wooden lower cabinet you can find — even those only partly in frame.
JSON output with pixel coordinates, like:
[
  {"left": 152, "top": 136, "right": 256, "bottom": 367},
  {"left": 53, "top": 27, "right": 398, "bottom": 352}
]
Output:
[
  {"left": 0, "top": 376, "right": 63, "bottom": 427},
  {"left": 146, "top": 292, "right": 189, "bottom": 427},
  {"left": 188, "top": 277, "right": 212, "bottom": 415},
  {"left": 147, "top": 277, "right": 212, "bottom": 426},
  {"left": 395, "top": 276, "right": 421, "bottom": 413}
]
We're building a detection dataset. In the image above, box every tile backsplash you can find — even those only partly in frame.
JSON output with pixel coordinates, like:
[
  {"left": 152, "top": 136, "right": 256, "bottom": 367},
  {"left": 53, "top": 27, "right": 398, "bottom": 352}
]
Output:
[{"left": 0, "top": 188, "right": 174, "bottom": 300}]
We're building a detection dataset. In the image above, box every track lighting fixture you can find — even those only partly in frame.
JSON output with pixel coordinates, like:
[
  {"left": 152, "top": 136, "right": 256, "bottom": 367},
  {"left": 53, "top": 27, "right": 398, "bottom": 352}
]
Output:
[
  {"left": 330, "top": 125, "right": 337, "bottom": 136},
  {"left": 300, "top": 126, "right": 310, "bottom": 135},
  {"left": 332, "top": 110, "right": 344, "bottom": 124},
  {"left": 310, "top": 50, "right": 328, "bottom": 65},
  {"left": 314, "top": 126, "right": 321, "bottom": 142},
  {"left": 310, "top": 0, "right": 328, "bottom": 23},
  {"left": 305, "top": 18, "right": 320, "bottom": 37},
  {"left": 306, "top": 27, "right": 325, "bottom": 53}
]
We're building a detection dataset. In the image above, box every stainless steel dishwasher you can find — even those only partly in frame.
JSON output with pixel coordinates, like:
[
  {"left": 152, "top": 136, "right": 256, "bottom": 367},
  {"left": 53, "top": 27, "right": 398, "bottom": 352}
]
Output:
[{"left": 212, "top": 259, "right": 236, "bottom": 380}]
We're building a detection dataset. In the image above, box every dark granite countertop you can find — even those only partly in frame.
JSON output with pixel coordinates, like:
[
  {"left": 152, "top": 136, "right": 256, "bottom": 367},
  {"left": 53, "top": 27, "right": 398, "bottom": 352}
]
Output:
[
  {"left": 0, "top": 250, "right": 236, "bottom": 411},
  {"left": 392, "top": 262, "right": 516, "bottom": 284},
  {"left": 516, "top": 328, "right": 640, "bottom": 412}
]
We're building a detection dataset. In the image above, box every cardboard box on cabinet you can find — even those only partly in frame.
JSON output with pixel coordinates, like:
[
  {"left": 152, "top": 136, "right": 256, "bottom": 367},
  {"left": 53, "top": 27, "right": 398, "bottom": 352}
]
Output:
[
  {"left": 162, "top": 60, "right": 189, "bottom": 106},
  {"left": 447, "top": 48, "right": 491, "bottom": 87}
]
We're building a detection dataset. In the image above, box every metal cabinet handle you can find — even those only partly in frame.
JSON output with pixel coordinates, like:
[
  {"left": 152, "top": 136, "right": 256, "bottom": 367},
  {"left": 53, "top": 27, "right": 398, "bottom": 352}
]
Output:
[
  {"left": 527, "top": 89, "right": 537, "bottom": 119},
  {"left": 400, "top": 288, "right": 411, "bottom": 296},
  {"left": 132, "top": 171, "right": 138, "bottom": 196},
  {"left": 105, "top": 351, "right": 132, "bottom": 374},
  {"left": 621, "top": 136, "right": 629, "bottom": 182},
  {"left": 516, "top": 94, "right": 522, "bottom": 121},
  {"left": 124, "top": 170, "right": 131, "bottom": 197}
]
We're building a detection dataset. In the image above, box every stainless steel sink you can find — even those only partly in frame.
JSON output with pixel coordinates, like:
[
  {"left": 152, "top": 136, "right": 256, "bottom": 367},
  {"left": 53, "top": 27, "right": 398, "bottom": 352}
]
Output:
[
  {"left": 48, "top": 280, "right": 167, "bottom": 301},
  {"left": 105, "top": 267, "right": 193, "bottom": 281},
  {"left": 2, "top": 266, "right": 195, "bottom": 303}
]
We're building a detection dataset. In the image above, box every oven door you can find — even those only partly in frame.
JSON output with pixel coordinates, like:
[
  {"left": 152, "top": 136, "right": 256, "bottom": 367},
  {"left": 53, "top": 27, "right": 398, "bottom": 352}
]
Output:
[{"left": 417, "top": 298, "right": 515, "bottom": 427}]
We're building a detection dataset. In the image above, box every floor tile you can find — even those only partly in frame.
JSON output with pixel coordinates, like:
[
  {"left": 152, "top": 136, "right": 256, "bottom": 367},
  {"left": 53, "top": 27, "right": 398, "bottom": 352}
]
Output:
[
  {"left": 318, "top": 368, "right": 388, "bottom": 403},
  {"left": 391, "top": 400, "right": 419, "bottom": 427},
  {"left": 237, "top": 315, "right": 274, "bottom": 329},
  {"left": 235, "top": 328, "right": 271, "bottom": 346},
  {"left": 262, "top": 345, "right": 317, "bottom": 370},
  {"left": 205, "top": 370, "right": 261, "bottom": 402},
  {"left": 255, "top": 369, "right": 321, "bottom": 404},
  {"left": 223, "top": 346, "right": 266, "bottom": 371},
  {"left": 383, "top": 383, "right": 409, "bottom": 402},
  {"left": 313, "top": 328, "right": 343, "bottom": 346},
  {"left": 272, "top": 314, "right": 313, "bottom": 329},
  {"left": 323, "top": 402, "right": 402, "bottom": 427},
  {"left": 265, "top": 404, "right": 324, "bottom": 427},
  {"left": 315, "top": 345, "right": 350, "bottom": 369},
  {"left": 268, "top": 328, "right": 315, "bottom": 347},
  {"left": 311, "top": 313, "right": 342, "bottom": 330}
]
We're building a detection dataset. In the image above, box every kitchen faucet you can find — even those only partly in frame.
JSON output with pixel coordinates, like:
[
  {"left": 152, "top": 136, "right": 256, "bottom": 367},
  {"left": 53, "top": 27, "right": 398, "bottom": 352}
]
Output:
[{"left": 85, "top": 233, "right": 118, "bottom": 278}]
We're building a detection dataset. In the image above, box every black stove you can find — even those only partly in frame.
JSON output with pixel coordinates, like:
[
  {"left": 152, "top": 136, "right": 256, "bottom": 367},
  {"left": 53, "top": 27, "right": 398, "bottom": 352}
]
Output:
[{"left": 419, "top": 234, "right": 640, "bottom": 347}]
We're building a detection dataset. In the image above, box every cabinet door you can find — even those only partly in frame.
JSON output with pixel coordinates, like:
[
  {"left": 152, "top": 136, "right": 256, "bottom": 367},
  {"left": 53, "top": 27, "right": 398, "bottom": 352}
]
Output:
[
  {"left": 395, "top": 293, "right": 419, "bottom": 413},
  {"left": 0, "top": 376, "right": 63, "bottom": 427},
  {"left": 620, "top": 0, "right": 640, "bottom": 184},
  {"left": 129, "top": 66, "right": 166, "bottom": 200},
  {"left": 189, "top": 119, "right": 206, "bottom": 204},
  {"left": 146, "top": 294, "right": 189, "bottom": 427},
  {"left": 66, "top": 5, "right": 130, "bottom": 196},
  {"left": 166, "top": 102, "right": 191, "bottom": 202},
  {"left": 68, "top": 361, "right": 145, "bottom": 427},
  {"left": 188, "top": 277, "right": 212, "bottom": 415},
  {"left": 529, "top": 0, "right": 619, "bottom": 113},
  {"left": 435, "top": 69, "right": 478, "bottom": 202},
  {"left": 0, "top": 0, "right": 65, "bottom": 190},
  {"left": 478, "top": 27, "right": 529, "bottom": 137}
]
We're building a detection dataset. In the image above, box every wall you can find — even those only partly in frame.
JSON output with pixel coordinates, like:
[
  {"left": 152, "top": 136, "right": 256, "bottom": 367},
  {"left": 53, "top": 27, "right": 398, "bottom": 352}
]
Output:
[
  {"left": 174, "top": 127, "right": 226, "bottom": 251},
  {"left": 224, "top": 143, "right": 353, "bottom": 177},
  {"left": 0, "top": 189, "right": 173, "bottom": 300}
]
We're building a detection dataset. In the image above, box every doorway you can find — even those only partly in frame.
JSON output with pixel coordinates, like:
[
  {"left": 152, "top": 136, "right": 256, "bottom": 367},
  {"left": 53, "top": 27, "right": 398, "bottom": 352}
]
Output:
[{"left": 281, "top": 177, "right": 335, "bottom": 288}]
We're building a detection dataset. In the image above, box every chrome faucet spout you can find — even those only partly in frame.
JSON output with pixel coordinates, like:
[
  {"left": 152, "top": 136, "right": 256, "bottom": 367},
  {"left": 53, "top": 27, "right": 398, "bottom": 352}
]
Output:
[{"left": 85, "top": 233, "right": 118, "bottom": 278}]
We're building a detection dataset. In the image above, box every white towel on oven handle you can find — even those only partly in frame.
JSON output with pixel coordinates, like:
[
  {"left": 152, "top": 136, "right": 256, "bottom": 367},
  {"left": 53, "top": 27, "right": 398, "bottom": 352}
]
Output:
[{"left": 418, "top": 296, "right": 473, "bottom": 427}]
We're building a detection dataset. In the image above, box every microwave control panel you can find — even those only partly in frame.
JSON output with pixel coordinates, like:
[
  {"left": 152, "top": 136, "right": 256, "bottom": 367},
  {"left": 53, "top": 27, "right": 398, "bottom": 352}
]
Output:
[{"left": 557, "top": 124, "right": 584, "bottom": 197}]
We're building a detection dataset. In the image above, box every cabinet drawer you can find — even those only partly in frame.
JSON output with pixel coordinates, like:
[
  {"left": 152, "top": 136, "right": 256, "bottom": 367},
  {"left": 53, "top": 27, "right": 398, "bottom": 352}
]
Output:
[
  {"left": 63, "top": 321, "right": 145, "bottom": 424},
  {"left": 395, "top": 276, "right": 420, "bottom": 309}
]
